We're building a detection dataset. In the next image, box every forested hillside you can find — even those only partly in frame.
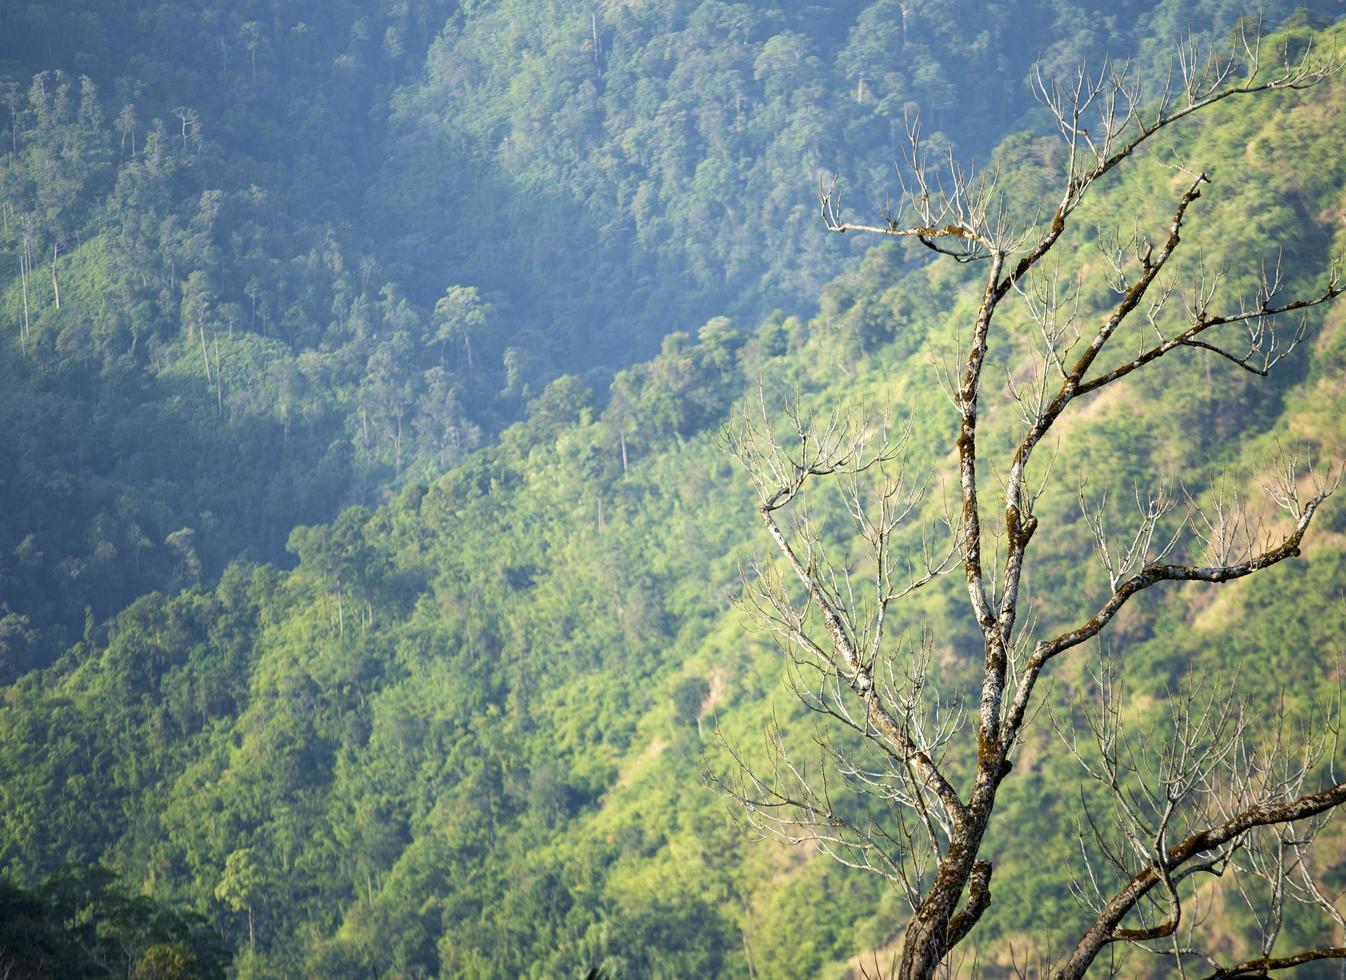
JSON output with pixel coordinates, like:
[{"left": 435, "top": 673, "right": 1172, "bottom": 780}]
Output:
[
  {"left": 2, "top": 0, "right": 1337, "bottom": 670},
  {"left": 2, "top": 4, "right": 1346, "bottom": 979}
]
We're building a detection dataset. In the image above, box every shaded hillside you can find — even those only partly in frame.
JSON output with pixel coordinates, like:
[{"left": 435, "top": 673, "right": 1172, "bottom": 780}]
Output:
[{"left": 2, "top": 0, "right": 1338, "bottom": 672}]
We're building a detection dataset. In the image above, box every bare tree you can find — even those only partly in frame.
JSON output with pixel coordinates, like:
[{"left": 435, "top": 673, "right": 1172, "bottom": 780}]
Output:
[
  {"left": 719, "top": 25, "right": 1346, "bottom": 980},
  {"left": 172, "top": 106, "right": 201, "bottom": 152},
  {"left": 17, "top": 212, "right": 36, "bottom": 350}
]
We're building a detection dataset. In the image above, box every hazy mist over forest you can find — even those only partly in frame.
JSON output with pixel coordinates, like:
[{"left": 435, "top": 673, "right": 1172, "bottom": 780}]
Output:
[{"left": 2, "top": 2, "right": 1346, "bottom": 977}]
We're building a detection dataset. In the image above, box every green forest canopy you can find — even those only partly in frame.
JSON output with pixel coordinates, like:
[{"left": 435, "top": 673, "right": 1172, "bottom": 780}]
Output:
[
  {"left": 1, "top": 3, "right": 1345, "bottom": 978},
  {"left": 1, "top": 0, "right": 1338, "bottom": 668}
]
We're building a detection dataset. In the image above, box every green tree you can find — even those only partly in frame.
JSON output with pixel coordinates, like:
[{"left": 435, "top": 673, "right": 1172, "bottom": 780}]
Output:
[
  {"left": 215, "top": 847, "right": 267, "bottom": 949},
  {"left": 431, "top": 284, "right": 491, "bottom": 371}
]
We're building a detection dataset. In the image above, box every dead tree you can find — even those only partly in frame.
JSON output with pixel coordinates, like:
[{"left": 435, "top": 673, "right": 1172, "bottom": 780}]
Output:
[{"left": 720, "top": 25, "right": 1346, "bottom": 980}]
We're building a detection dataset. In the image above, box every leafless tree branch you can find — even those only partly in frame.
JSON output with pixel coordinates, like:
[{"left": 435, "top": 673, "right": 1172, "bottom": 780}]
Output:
[{"left": 726, "top": 22, "right": 1346, "bottom": 980}]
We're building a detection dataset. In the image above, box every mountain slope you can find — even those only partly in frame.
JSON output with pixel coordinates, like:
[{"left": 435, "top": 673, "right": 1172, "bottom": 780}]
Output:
[
  {"left": 3, "top": 18, "right": 1346, "bottom": 976},
  {"left": 3, "top": 0, "right": 1338, "bottom": 674}
]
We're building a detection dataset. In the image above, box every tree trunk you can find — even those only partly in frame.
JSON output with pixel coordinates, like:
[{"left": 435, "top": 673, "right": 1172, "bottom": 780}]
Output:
[
  {"left": 897, "top": 850, "right": 973, "bottom": 979},
  {"left": 19, "top": 242, "right": 30, "bottom": 347},
  {"left": 198, "top": 321, "right": 213, "bottom": 389},
  {"left": 214, "top": 335, "right": 223, "bottom": 417},
  {"left": 899, "top": 780, "right": 999, "bottom": 978},
  {"left": 50, "top": 242, "right": 59, "bottom": 311}
]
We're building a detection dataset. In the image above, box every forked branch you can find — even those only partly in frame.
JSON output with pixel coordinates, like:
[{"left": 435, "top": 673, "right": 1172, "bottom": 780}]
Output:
[{"left": 1057, "top": 780, "right": 1346, "bottom": 977}]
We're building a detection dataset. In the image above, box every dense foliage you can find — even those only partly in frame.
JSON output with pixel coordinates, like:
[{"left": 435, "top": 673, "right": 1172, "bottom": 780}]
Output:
[
  {"left": 0, "top": 864, "right": 230, "bottom": 979},
  {"left": 3, "top": 0, "right": 1339, "bottom": 668},
  {"left": 2, "top": 4, "right": 1345, "bottom": 978}
]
